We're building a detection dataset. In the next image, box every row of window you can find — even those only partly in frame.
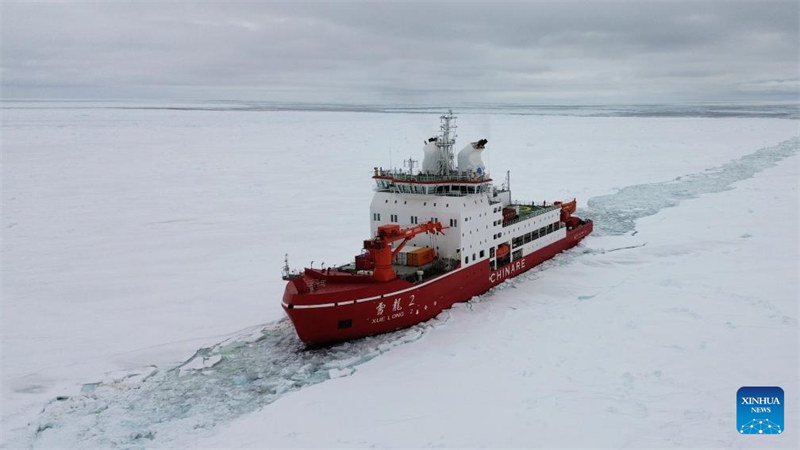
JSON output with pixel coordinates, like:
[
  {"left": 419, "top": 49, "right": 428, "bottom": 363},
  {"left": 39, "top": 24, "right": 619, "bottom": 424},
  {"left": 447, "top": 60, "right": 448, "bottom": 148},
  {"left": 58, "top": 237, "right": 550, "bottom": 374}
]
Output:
[
  {"left": 379, "top": 184, "right": 489, "bottom": 195},
  {"left": 372, "top": 213, "right": 457, "bottom": 228},
  {"left": 381, "top": 198, "right": 488, "bottom": 208},
  {"left": 386, "top": 199, "right": 446, "bottom": 207},
  {"left": 464, "top": 249, "right": 486, "bottom": 264},
  {"left": 511, "top": 222, "right": 561, "bottom": 248}
]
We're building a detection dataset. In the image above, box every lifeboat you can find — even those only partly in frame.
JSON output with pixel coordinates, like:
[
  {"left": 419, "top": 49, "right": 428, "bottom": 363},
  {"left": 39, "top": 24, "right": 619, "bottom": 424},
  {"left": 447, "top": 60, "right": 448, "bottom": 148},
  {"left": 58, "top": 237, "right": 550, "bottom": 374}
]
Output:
[{"left": 496, "top": 243, "right": 510, "bottom": 259}]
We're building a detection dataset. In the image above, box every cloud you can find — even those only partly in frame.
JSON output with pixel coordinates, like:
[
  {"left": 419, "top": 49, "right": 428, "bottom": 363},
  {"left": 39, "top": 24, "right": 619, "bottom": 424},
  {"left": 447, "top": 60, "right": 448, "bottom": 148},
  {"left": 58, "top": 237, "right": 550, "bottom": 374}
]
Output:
[{"left": 1, "top": 1, "right": 797, "bottom": 103}]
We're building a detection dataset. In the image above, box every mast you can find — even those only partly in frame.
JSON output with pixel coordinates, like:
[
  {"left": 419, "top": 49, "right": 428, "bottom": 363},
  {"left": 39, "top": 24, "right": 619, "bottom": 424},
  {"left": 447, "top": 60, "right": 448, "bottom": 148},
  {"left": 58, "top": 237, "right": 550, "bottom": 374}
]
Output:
[
  {"left": 435, "top": 109, "right": 457, "bottom": 175},
  {"left": 404, "top": 156, "right": 418, "bottom": 175}
]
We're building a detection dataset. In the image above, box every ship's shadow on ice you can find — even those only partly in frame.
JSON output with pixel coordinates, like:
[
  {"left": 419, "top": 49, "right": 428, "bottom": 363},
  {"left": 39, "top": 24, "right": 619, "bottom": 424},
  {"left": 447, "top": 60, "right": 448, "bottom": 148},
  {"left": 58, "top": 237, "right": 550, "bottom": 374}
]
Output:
[{"left": 23, "top": 138, "right": 799, "bottom": 448}]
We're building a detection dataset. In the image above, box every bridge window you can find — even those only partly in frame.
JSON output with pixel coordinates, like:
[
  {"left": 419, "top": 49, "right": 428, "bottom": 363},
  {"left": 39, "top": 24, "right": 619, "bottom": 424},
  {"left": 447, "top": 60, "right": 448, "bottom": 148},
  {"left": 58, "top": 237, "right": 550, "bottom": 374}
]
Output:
[
  {"left": 373, "top": 213, "right": 381, "bottom": 221},
  {"left": 410, "top": 215, "right": 418, "bottom": 224}
]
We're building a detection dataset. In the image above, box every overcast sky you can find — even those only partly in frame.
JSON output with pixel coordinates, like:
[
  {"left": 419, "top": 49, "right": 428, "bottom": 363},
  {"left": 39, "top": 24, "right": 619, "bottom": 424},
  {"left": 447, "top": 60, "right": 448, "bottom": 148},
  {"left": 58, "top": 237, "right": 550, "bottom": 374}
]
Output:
[{"left": 1, "top": 1, "right": 797, "bottom": 104}]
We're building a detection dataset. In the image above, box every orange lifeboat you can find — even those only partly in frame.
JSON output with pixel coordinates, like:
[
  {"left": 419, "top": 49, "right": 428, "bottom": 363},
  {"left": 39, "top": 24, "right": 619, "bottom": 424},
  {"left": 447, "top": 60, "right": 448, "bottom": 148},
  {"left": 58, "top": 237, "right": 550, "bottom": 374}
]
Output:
[{"left": 496, "top": 243, "right": 510, "bottom": 259}]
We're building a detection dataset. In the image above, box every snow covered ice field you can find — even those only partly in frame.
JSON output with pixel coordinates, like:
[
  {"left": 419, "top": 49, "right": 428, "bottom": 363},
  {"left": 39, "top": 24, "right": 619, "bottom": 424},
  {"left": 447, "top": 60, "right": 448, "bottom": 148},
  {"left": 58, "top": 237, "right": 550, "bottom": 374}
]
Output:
[{"left": 1, "top": 102, "right": 798, "bottom": 447}]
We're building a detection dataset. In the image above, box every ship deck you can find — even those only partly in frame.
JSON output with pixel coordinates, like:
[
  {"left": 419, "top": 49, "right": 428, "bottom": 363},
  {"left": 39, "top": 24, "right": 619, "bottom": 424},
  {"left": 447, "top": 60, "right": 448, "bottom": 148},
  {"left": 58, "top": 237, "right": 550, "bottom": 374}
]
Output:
[
  {"left": 337, "top": 257, "right": 458, "bottom": 283},
  {"left": 504, "top": 203, "right": 560, "bottom": 227}
]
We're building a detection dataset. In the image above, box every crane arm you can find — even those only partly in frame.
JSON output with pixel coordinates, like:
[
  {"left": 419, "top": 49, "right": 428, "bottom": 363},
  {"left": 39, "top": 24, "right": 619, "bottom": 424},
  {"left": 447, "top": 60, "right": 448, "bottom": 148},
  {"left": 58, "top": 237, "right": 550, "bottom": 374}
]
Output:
[
  {"left": 366, "top": 222, "right": 446, "bottom": 255},
  {"left": 363, "top": 221, "right": 447, "bottom": 282},
  {"left": 376, "top": 221, "right": 444, "bottom": 242}
]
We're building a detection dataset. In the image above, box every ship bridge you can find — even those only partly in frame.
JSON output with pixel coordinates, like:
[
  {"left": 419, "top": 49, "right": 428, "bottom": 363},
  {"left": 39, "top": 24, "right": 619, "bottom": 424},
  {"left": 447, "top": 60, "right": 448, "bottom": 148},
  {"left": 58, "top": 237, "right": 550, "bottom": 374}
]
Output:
[
  {"left": 373, "top": 110, "right": 495, "bottom": 197},
  {"left": 373, "top": 170, "right": 493, "bottom": 196},
  {"left": 368, "top": 110, "right": 511, "bottom": 264}
]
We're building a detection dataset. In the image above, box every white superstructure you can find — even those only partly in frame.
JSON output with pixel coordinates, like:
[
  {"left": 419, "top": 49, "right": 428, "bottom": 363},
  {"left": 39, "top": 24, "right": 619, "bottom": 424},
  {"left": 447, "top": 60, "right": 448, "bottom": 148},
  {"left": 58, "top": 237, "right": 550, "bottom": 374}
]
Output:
[{"left": 370, "top": 111, "right": 566, "bottom": 272}]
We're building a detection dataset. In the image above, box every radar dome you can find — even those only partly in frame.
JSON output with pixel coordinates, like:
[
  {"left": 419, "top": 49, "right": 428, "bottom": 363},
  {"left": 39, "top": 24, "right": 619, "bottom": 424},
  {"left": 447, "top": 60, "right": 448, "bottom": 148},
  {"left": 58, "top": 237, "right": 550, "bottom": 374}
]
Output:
[
  {"left": 457, "top": 139, "right": 487, "bottom": 175},
  {"left": 421, "top": 137, "right": 441, "bottom": 174}
]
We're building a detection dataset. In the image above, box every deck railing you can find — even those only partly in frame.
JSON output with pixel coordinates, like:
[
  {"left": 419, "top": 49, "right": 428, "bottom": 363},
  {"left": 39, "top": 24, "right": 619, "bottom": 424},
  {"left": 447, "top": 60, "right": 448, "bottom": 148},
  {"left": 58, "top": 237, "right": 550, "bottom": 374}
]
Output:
[
  {"left": 502, "top": 204, "right": 560, "bottom": 227},
  {"left": 374, "top": 170, "right": 491, "bottom": 183}
]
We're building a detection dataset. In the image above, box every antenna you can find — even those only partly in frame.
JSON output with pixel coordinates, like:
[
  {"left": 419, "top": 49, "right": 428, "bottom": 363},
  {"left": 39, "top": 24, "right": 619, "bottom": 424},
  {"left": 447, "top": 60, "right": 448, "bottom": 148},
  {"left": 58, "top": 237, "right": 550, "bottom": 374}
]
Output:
[
  {"left": 435, "top": 109, "right": 457, "bottom": 174},
  {"left": 282, "top": 253, "right": 290, "bottom": 278},
  {"left": 404, "top": 156, "right": 418, "bottom": 175}
]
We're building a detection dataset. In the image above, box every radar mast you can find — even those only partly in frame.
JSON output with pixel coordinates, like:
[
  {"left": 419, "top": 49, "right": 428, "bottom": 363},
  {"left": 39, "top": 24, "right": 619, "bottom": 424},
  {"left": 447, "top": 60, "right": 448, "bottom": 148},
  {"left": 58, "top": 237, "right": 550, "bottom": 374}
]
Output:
[{"left": 435, "top": 110, "right": 457, "bottom": 175}]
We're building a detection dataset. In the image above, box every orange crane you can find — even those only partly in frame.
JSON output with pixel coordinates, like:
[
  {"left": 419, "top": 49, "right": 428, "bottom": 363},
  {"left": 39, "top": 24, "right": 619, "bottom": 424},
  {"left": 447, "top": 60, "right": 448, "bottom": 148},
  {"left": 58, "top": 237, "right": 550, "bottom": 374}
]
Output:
[
  {"left": 363, "top": 222, "right": 446, "bottom": 282},
  {"left": 556, "top": 199, "right": 580, "bottom": 228}
]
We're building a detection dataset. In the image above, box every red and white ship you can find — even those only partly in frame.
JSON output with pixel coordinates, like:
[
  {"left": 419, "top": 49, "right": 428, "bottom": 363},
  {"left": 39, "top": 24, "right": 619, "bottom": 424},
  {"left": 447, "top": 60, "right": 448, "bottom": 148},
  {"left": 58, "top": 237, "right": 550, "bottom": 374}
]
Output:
[{"left": 282, "top": 111, "right": 593, "bottom": 345}]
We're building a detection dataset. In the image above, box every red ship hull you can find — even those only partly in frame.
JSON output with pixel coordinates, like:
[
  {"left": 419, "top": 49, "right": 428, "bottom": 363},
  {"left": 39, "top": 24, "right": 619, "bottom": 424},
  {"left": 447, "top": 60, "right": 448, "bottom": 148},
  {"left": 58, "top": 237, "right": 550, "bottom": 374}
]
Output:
[{"left": 283, "top": 220, "right": 593, "bottom": 345}]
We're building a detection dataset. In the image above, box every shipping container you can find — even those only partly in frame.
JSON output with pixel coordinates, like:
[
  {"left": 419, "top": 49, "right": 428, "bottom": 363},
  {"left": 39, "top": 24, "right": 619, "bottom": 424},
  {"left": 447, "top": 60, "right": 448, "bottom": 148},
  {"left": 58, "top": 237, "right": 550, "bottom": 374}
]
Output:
[
  {"left": 355, "top": 253, "right": 374, "bottom": 270},
  {"left": 407, "top": 247, "right": 435, "bottom": 267},
  {"left": 393, "top": 245, "right": 423, "bottom": 265}
]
